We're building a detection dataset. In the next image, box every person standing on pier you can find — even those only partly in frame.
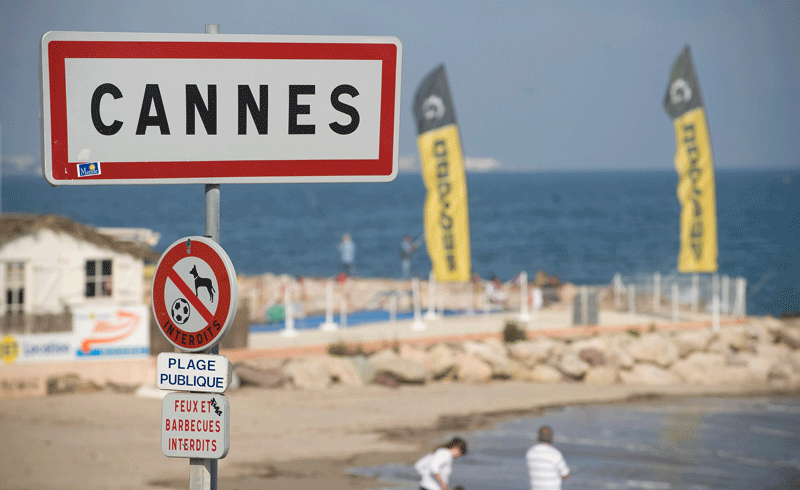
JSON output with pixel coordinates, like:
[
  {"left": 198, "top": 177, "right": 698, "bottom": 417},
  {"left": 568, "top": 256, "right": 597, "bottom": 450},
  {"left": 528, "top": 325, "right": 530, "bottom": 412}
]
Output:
[{"left": 338, "top": 233, "right": 355, "bottom": 276}]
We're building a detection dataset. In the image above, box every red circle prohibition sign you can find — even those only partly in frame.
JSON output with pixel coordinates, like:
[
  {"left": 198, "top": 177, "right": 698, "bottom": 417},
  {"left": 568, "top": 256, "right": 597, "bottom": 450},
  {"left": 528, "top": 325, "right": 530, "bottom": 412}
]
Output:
[{"left": 152, "top": 236, "right": 237, "bottom": 351}]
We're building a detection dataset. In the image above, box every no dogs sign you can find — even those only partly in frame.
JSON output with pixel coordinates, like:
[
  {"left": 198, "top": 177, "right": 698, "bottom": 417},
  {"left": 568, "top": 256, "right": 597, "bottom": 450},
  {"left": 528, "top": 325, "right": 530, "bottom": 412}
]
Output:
[{"left": 152, "top": 236, "right": 238, "bottom": 351}]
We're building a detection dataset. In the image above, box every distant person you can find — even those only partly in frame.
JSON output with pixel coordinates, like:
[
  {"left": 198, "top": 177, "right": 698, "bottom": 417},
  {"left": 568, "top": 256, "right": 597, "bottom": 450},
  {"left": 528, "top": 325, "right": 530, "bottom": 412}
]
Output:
[
  {"left": 414, "top": 436, "right": 468, "bottom": 490},
  {"left": 526, "top": 425, "right": 569, "bottom": 490},
  {"left": 485, "top": 275, "right": 508, "bottom": 309},
  {"left": 337, "top": 233, "right": 355, "bottom": 275},
  {"left": 400, "top": 234, "right": 420, "bottom": 278}
]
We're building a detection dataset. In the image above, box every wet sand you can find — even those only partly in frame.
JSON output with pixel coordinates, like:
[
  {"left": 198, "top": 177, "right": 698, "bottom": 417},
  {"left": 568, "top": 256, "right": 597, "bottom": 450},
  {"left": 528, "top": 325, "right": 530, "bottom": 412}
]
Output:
[{"left": 0, "top": 378, "right": 784, "bottom": 490}]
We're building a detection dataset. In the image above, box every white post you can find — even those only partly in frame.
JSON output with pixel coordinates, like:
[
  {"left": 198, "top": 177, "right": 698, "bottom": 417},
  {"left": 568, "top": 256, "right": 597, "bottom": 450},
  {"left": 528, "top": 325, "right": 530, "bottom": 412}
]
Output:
[
  {"left": 613, "top": 272, "right": 622, "bottom": 310},
  {"left": 424, "top": 270, "right": 438, "bottom": 320},
  {"left": 320, "top": 278, "right": 338, "bottom": 331},
  {"left": 721, "top": 274, "right": 730, "bottom": 314},
  {"left": 533, "top": 287, "right": 543, "bottom": 320},
  {"left": 519, "top": 271, "right": 530, "bottom": 321},
  {"left": 712, "top": 273, "right": 720, "bottom": 333},
  {"left": 581, "top": 285, "right": 589, "bottom": 325},
  {"left": 734, "top": 277, "right": 746, "bottom": 317},
  {"left": 653, "top": 272, "right": 661, "bottom": 313},
  {"left": 281, "top": 278, "right": 297, "bottom": 337},
  {"left": 411, "top": 277, "right": 426, "bottom": 331},
  {"left": 339, "top": 297, "right": 348, "bottom": 328},
  {"left": 671, "top": 281, "right": 679, "bottom": 322},
  {"left": 691, "top": 273, "right": 699, "bottom": 312},
  {"left": 628, "top": 284, "right": 636, "bottom": 315}
]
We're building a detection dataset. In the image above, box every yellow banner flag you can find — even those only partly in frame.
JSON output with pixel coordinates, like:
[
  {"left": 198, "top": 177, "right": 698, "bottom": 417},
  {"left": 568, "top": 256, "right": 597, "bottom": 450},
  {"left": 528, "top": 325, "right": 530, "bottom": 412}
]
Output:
[
  {"left": 664, "top": 47, "right": 718, "bottom": 273},
  {"left": 413, "top": 65, "right": 471, "bottom": 282}
]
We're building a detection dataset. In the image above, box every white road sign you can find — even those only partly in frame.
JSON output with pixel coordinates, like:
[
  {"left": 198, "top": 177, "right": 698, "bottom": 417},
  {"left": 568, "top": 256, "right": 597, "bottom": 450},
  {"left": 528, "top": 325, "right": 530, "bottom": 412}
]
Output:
[
  {"left": 157, "top": 352, "right": 232, "bottom": 393},
  {"left": 162, "top": 392, "right": 230, "bottom": 459},
  {"left": 40, "top": 31, "right": 402, "bottom": 185}
]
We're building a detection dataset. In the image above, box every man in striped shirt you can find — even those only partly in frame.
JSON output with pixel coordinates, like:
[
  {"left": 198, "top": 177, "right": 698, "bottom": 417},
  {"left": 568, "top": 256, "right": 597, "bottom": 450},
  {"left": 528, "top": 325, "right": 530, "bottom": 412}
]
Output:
[{"left": 526, "top": 425, "right": 570, "bottom": 490}]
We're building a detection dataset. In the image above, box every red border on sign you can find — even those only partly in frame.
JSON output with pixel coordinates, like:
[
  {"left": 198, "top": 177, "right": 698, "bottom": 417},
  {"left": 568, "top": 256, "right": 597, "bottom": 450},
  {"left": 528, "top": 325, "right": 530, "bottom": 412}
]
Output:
[
  {"left": 153, "top": 240, "right": 232, "bottom": 350},
  {"left": 46, "top": 40, "right": 398, "bottom": 182}
]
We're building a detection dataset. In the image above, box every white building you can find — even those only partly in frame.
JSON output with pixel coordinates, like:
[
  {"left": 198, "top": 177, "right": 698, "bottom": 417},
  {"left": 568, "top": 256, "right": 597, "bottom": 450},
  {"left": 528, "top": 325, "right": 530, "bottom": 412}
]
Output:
[{"left": 0, "top": 214, "right": 159, "bottom": 331}]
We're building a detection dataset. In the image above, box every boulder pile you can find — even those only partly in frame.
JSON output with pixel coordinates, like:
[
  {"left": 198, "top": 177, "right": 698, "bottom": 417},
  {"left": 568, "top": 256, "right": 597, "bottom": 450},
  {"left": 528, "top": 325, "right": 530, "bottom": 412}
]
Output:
[{"left": 234, "top": 317, "right": 800, "bottom": 391}]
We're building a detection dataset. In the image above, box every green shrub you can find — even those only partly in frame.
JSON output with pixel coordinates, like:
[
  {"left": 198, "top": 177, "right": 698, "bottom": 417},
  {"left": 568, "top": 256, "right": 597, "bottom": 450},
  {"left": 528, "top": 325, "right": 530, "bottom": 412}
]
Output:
[
  {"left": 502, "top": 321, "right": 527, "bottom": 343},
  {"left": 327, "top": 341, "right": 365, "bottom": 357}
]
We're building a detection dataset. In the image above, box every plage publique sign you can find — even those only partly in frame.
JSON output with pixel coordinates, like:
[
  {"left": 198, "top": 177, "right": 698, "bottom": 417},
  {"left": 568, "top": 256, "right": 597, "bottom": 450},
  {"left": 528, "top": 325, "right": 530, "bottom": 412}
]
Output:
[{"left": 40, "top": 31, "right": 402, "bottom": 185}]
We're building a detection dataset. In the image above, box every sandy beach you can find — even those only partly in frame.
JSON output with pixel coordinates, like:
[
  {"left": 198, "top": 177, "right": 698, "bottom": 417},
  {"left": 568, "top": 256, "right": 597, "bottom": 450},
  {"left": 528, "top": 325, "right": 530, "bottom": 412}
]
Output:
[
  {"left": 2, "top": 274, "right": 797, "bottom": 490},
  {"left": 1, "top": 372, "right": 792, "bottom": 490}
]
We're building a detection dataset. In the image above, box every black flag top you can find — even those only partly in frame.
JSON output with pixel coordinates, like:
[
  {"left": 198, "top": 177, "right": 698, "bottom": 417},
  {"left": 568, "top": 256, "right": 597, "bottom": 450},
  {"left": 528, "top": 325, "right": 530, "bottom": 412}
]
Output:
[
  {"left": 413, "top": 64, "right": 458, "bottom": 134},
  {"left": 664, "top": 46, "right": 704, "bottom": 120}
]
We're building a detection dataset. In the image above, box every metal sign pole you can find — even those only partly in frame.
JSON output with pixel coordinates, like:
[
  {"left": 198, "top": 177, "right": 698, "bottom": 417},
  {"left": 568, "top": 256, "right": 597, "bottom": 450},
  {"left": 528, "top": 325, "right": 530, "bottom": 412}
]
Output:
[{"left": 190, "top": 23, "right": 221, "bottom": 490}]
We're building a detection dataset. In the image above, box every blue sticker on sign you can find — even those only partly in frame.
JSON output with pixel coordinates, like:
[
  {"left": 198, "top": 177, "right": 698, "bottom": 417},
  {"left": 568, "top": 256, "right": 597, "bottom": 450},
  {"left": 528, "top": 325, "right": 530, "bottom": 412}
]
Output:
[{"left": 78, "top": 162, "right": 101, "bottom": 177}]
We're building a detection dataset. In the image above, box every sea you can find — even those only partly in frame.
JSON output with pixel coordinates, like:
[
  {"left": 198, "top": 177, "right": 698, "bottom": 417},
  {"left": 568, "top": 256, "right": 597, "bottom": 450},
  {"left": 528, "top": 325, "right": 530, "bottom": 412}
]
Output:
[
  {"left": 3, "top": 169, "right": 796, "bottom": 316},
  {"left": 349, "top": 395, "right": 800, "bottom": 490}
]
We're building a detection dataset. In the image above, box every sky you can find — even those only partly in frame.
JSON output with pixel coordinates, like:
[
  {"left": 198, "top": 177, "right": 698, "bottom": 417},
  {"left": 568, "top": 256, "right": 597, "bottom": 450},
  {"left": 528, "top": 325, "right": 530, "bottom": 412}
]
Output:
[{"left": 1, "top": 0, "right": 798, "bottom": 174}]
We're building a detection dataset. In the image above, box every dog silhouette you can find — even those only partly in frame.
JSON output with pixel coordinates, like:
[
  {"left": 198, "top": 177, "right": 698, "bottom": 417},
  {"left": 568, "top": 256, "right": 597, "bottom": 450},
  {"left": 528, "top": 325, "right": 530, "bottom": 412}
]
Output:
[{"left": 189, "top": 265, "right": 215, "bottom": 302}]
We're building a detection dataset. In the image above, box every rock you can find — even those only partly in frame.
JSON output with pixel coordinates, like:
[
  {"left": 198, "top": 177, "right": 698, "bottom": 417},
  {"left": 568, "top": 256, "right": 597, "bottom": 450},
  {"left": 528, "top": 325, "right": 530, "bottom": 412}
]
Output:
[
  {"left": 584, "top": 366, "right": 618, "bottom": 386},
  {"left": 788, "top": 351, "right": 800, "bottom": 373},
  {"left": 455, "top": 353, "right": 493, "bottom": 383},
  {"left": 234, "top": 364, "right": 286, "bottom": 388},
  {"left": 741, "top": 353, "right": 777, "bottom": 383},
  {"left": 507, "top": 338, "right": 559, "bottom": 367},
  {"left": 529, "top": 365, "right": 563, "bottom": 383},
  {"left": 757, "top": 316, "right": 785, "bottom": 333},
  {"left": 613, "top": 350, "right": 636, "bottom": 370},
  {"left": 745, "top": 322, "right": 771, "bottom": 343},
  {"left": 671, "top": 352, "right": 726, "bottom": 384},
  {"left": 46, "top": 373, "right": 100, "bottom": 395},
  {"left": 321, "top": 356, "right": 364, "bottom": 387},
  {"left": 369, "top": 349, "right": 426, "bottom": 384},
  {"left": 427, "top": 344, "right": 459, "bottom": 380},
  {"left": 627, "top": 333, "right": 679, "bottom": 367},
  {"left": 673, "top": 329, "right": 716, "bottom": 358},
  {"left": 578, "top": 348, "right": 606, "bottom": 367},
  {"left": 604, "top": 334, "right": 635, "bottom": 369},
  {"left": 399, "top": 344, "right": 430, "bottom": 370},
  {"left": 718, "top": 325, "right": 755, "bottom": 352},
  {"left": 767, "top": 363, "right": 797, "bottom": 388},
  {"left": 349, "top": 355, "right": 377, "bottom": 385},
  {"left": 754, "top": 342, "right": 792, "bottom": 361},
  {"left": 508, "top": 359, "right": 535, "bottom": 381},
  {"left": 557, "top": 353, "right": 590, "bottom": 380},
  {"left": 284, "top": 357, "right": 330, "bottom": 390},
  {"left": 462, "top": 340, "right": 513, "bottom": 378},
  {"left": 372, "top": 372, "right": 400, "bottom": 388},
  {"left": 774, "top": 325, "right": 800, "bottom": 350},
  {"left": 569, "top": 337, "right": 608, "bottom": 353},
  {"left": 618, "top": 364, "right": 681, "bottom": 386},
  {"left": 242, "top": 357, "right": 286, "bottom": 371},
  {"left": 706, "top": 339, "right": 729, "bottom": 354}
]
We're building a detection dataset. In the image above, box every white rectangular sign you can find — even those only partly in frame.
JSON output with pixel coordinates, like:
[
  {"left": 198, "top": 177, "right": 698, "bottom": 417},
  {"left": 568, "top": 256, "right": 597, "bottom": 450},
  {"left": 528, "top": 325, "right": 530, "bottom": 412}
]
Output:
[
  {"left": 41, "top": 31, "right": 402, "bottom": 185},
  {"left": 72, "top": 305, "right": 149, "bottom": 359},
  {"left": 0, "top": 332, "right": 75, "bottom": 364},
  {"left": 157, "top": 352, "right": 232, "bottom": 393},
  {"left": 162, "top": 392, "right": 230, "bottom": 459}
]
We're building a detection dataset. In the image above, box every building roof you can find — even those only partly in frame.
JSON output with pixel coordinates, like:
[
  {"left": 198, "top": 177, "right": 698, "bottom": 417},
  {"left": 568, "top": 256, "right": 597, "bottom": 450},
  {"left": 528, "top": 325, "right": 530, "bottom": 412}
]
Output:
[{"left": 0, "top": 214, "right": 160, "bottom": 262}]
